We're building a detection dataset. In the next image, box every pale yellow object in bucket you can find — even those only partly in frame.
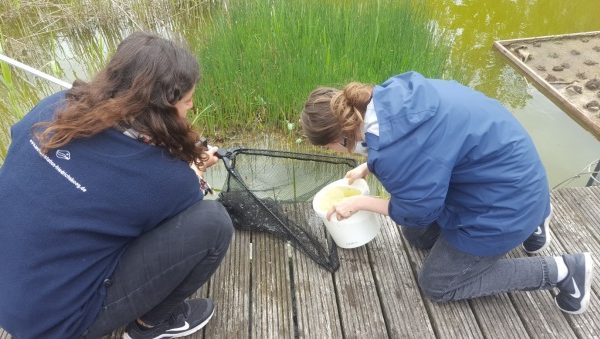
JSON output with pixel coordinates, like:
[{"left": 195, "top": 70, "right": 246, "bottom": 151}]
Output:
[
  {"left": 312, "top": 178, "right": 381, "bottom": 248},
  {"left": 318, "top": 186, "right": 361, "bottom": 212}
]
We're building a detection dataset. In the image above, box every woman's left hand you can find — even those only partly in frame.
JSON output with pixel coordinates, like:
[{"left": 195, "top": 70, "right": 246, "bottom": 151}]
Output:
[
  {"left": 191, "top": 145, "right": 219, "bottom": 178},
  {"left": 326, "top": 195, "right": 362, "bottom": 221},
  {"left": 204, "top": 145, "right": 219, "bottom": 169}
]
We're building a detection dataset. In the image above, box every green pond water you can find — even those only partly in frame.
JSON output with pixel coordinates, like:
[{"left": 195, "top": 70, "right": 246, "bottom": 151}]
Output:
[
  {"left": 428, "top": 0, "right": 600, "bottom": 188},
  {"left": 1, "top": 0, "right": 599, "bottom": 188}
]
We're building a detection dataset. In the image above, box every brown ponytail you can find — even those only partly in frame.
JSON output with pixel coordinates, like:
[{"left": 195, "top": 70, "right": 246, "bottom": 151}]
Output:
[{"left": 301, "top": 82, "right": 372, "bottom": 151}]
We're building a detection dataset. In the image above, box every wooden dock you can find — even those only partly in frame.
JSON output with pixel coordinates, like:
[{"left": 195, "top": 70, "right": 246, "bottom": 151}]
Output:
[{"left": 2, "top": 186, "right": 599, "bottom": 338}]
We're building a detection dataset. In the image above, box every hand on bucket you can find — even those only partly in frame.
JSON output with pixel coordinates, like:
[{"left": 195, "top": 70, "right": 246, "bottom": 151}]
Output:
[
  {"left": 345, "top": 162, "right": 369, "bottom": 184},
  {"left": 326, "top": 195, "right": 362, "bottom": 221}
]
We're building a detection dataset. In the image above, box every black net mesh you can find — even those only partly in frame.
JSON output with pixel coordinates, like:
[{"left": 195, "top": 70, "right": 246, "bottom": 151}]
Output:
[{"left": 217, "top": 148, "right": 357, "bottom": 272}]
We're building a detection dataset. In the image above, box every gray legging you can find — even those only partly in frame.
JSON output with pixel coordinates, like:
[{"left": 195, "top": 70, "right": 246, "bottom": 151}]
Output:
[{"left": 82, "top": 200, "right": 233, "bottom": 338}]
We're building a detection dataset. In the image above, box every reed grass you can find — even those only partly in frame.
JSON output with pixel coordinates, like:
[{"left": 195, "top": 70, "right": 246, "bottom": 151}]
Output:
[
  {"left": 0, "top": 64, "right": 50, "bottom": 163},
  {"left": 192, "top": 0, "right": 450, "bottom": 135}
]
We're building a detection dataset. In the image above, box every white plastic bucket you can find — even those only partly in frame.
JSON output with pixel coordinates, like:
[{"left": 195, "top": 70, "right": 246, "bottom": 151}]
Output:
[{"left": 312, "top": 178, "right": 381, "bottom": 248}]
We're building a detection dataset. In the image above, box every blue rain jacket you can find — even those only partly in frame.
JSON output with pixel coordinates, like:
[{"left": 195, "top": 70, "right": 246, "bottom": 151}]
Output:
[{"left": 366, "top": 72, "right": 550, "bottom": 256}]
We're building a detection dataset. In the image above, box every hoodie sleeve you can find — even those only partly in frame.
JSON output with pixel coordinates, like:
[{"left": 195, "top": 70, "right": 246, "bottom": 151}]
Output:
[{"left": 371, "top": 153, "right": 451, "bottom": 228}]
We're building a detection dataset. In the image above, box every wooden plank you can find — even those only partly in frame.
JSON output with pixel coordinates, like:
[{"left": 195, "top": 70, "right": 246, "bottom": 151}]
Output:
[
  {"left": 402, "top": 237, "right": 483, "bottom": 339},
  {"left": 203, "top": 229, "right": 252, "bottom": 339},
  {"left": 469, "top": 293, "right": 530, "bottom": 338},
  {"left": 564, "top": 186, "right": 600, "bottom": 253},
  {"left": 546, "top": 188, "right": 600, "bottom": 338},
  {"left": 584, "top": 185, "right": 600, "bottom": 216},
  {"left": 495, "top": 31, "right": 600, "bottom": 45},
  {"left": 509, "top": 290, "right": 577, "bottom": 339},
  {"left": 289, "top": 205, "right": 343, "bottom": 338},
  {"left": 333, "top": 243, "right": 388, "bottom": 338},
  {"left": 368, "top": 216, "right": 435, "bottom": 338},
  {"left": 189, "top": 278, "right": 209, "bottom": 299},
  {"left": 251, "top": 231, "right": 294, "bottom": 338},
  {"left": 11, "top": 186, "right": 600, "bottom": 338}
]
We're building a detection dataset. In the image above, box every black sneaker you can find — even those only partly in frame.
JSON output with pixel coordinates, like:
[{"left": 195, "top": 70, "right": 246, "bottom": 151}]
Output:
[
  {"left": 523, "top": 206, "right": 553, "bottom": 254},
  {"left": 555, "top": 253, "right": 593, "bottom": 314},
  {"left": 123, "top": 298, "right": 215, "bottom": 339}
]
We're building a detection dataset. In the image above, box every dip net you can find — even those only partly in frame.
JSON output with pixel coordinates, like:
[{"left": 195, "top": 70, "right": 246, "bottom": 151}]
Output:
[{"left": 217, "top": 148, "right": 357, "bottom": 272}]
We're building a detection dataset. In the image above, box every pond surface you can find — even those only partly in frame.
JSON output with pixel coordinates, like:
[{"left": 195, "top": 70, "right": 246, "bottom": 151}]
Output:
[
  {"left": 1, "top": 0, "right": 599, "bottom": 187},
  {"left": 427, "top": 0, "right": 600, "bottom": 187}
]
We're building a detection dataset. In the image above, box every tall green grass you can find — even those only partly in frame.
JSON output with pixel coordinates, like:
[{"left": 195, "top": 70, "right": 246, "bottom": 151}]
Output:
[
  {"left": 192, "top": 0, "right": 450, "bottom": 135},
  {"left": 0, "top": 65, "right": 48, "bottom": 163}
]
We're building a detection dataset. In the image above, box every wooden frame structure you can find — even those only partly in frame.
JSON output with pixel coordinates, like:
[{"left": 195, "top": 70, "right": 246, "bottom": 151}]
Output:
[{"left": 494, "top": 31, "right": 600, "bottom": 140}]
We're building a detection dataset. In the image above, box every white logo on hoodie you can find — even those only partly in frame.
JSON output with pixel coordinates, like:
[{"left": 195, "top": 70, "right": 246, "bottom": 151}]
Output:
[{"left": 56, "top": 149, "right": 71, "bottom": 160}]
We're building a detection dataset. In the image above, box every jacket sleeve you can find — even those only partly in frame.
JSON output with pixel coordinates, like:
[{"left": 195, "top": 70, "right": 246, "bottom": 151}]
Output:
[{"left": 371, "top": 154, "right": 451, "bottom": 228}]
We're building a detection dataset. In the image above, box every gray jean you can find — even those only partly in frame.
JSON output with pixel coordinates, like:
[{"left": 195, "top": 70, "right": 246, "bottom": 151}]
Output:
[
  {"left": 403, "top": 223, "right": 558, "bottom": 302},
  {"left": 82, "top": 200, "right": 234, "bottom": 338}
]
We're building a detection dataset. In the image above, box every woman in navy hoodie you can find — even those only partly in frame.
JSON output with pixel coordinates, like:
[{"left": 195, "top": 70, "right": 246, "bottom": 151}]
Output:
[
  {"left": 0, "top": 32, "right": 233, "bottom": 339},
  {"left": 301, "top": 72, "right": 593, "bottom": 314}
]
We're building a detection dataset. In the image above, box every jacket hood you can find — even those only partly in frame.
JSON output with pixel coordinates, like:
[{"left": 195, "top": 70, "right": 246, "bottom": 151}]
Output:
[{"left": 369, "top": 72, "right": 440, "bottom": 150}]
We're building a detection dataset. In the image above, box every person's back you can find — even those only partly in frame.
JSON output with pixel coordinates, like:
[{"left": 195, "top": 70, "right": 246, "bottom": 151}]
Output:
[
  {"left": 0, "top": 32, "right": 233, "bottom": 339},
  {"left": 367, "top": 73, "right": 550, "bottom": 255},
  {"left": 0, "top": 91, "right": 200, "bottom": 338}
]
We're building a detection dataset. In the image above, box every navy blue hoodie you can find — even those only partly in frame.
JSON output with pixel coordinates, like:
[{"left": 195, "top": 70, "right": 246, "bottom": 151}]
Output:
[
  {"left": 0, "top": 92, "right": 202, "bottom": 338},
  {"left": 366, "top": 72, "right": 550, "bottom": 256}
]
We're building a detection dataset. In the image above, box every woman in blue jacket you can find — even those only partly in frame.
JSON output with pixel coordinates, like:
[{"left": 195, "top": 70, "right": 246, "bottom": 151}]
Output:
[
  {"left": 0, "top": 32, "right": 233, "bottom": 338},
  {"left": 301, "top": 72, "right": 593, "bottom": 314}
]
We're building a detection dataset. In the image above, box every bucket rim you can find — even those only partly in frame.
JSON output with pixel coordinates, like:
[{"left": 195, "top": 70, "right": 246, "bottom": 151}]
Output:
[{"left": 312, "top": 178, "right": 369, "bottom": 218}]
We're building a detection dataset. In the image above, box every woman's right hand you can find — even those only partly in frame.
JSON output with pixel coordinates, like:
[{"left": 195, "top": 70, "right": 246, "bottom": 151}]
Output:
[{"left": 345, "top": 162, "right": 369, "bottom": 184}]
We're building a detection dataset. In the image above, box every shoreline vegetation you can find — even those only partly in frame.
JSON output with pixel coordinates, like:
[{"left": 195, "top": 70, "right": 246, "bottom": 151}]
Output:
[{"left": 0, "top": 0, "right": 450, "bottom": 162}]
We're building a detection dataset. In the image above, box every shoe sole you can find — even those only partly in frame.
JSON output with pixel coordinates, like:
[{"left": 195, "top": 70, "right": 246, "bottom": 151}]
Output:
[
  {"left": 122, "top": 307, "right": 215, "bottom": 339},
  {"left": 556, "top": 252, "right": 594, "bottom": 315},
  {"left": 523, "top": 205, "right": 553, "bottom": 254}
]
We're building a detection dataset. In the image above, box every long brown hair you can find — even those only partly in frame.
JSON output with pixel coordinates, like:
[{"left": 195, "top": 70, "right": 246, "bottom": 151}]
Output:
[
  {"left": 35, "top": 32, "right": 207, "bottom": 168},
  {"left": 301, "top": 82, "right": 372, "bottom": 151}
]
